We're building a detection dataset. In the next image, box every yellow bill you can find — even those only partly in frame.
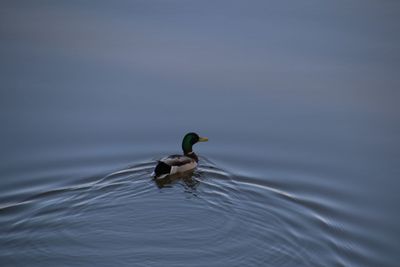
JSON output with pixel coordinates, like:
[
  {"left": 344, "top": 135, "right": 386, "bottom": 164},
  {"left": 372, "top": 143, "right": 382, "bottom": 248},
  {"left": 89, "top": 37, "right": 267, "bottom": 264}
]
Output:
[{"left": 198, "top": 137, "right": 208, "bottom": 142}]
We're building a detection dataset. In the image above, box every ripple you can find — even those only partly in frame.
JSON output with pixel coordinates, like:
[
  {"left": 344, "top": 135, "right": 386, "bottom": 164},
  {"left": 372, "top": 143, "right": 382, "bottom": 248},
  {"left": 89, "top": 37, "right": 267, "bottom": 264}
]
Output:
[{"left": 0, "top": 156, "right": 394, "bottom": 267}]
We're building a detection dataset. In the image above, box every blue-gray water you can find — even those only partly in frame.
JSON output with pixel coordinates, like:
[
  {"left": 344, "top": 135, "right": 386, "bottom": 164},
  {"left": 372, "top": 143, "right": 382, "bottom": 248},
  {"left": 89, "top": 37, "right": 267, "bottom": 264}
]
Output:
[{"left": 1, "top": 1, "right": 400, "bottom": 266}]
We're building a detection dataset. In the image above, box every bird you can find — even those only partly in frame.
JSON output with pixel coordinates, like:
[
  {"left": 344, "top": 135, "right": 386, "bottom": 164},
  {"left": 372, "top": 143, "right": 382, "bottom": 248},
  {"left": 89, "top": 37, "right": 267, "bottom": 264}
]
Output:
[{"left": 153, "top": 132, "right": 208, "bottom": 179}]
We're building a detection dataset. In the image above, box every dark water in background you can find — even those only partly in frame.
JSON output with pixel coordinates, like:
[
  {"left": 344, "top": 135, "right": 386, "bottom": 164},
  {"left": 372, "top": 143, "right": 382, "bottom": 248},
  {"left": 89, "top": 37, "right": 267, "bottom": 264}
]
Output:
[{"left": 1, "top": 1, "right": 400, "bottom": 266}]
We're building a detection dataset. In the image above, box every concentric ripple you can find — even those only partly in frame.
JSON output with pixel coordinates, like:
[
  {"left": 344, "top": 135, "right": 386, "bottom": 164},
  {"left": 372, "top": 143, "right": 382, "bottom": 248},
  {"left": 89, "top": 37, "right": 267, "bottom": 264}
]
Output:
[{"left": 0, "top": 156, "right": 393, "bottom": 267}]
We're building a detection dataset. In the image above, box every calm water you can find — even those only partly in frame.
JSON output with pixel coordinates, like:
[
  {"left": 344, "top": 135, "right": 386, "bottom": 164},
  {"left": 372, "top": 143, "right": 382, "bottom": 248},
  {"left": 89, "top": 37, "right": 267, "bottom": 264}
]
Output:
[{"left": 1, "top": 1, "right": 400, "bottom": 266}]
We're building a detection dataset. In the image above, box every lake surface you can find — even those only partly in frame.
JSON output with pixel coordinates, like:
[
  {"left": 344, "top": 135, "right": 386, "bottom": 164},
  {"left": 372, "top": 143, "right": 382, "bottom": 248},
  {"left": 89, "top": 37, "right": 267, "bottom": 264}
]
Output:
[{"left": 1, "top": 1, "right": 400, "bottom": 266}]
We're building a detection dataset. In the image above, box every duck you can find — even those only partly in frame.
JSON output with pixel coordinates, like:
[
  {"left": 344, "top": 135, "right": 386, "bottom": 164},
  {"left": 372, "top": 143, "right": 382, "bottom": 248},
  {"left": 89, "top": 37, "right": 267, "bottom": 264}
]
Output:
[{"left": 154, "top": 132, "right": 208, "bottom": 179}]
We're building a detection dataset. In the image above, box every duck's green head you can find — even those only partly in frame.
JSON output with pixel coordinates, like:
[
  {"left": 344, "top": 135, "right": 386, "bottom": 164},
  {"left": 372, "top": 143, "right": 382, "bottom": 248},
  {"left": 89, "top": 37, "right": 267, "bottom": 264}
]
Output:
[{"left": 182, "top": 132, "right": 208, "bottom": 154}]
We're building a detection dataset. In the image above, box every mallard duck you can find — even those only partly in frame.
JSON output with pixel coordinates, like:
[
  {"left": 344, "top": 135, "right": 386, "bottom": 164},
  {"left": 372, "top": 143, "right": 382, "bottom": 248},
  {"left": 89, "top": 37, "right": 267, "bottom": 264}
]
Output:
[{"left": 154, "top": 132, "right": 208, "bottom": 179}]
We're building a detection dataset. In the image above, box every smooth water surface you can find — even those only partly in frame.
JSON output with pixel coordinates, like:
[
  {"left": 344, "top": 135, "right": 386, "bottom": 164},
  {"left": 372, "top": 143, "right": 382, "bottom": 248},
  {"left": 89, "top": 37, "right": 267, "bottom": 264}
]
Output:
[{"left": 1, "top": 1, "right": 400, "bottom": 266}]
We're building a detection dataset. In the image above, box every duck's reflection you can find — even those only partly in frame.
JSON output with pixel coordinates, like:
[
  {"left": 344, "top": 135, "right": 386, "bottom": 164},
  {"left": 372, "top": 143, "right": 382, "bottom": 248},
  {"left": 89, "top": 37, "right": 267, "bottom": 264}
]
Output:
[{"left": 153, "top": 170, "right": 199, "bottom": 189}]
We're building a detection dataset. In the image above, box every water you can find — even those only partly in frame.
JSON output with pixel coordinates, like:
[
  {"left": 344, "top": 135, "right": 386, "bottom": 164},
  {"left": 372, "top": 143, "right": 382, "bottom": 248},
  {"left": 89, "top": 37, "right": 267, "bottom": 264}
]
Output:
[{"left": 1, "top": 1, "right": 400, "bottom": 266}]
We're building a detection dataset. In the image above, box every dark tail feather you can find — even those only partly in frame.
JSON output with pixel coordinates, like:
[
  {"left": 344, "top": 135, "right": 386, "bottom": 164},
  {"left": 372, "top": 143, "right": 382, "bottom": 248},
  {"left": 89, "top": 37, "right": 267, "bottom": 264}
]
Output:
[{"left": 154, "top": 161, "right": 171, "bottom": 177}]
